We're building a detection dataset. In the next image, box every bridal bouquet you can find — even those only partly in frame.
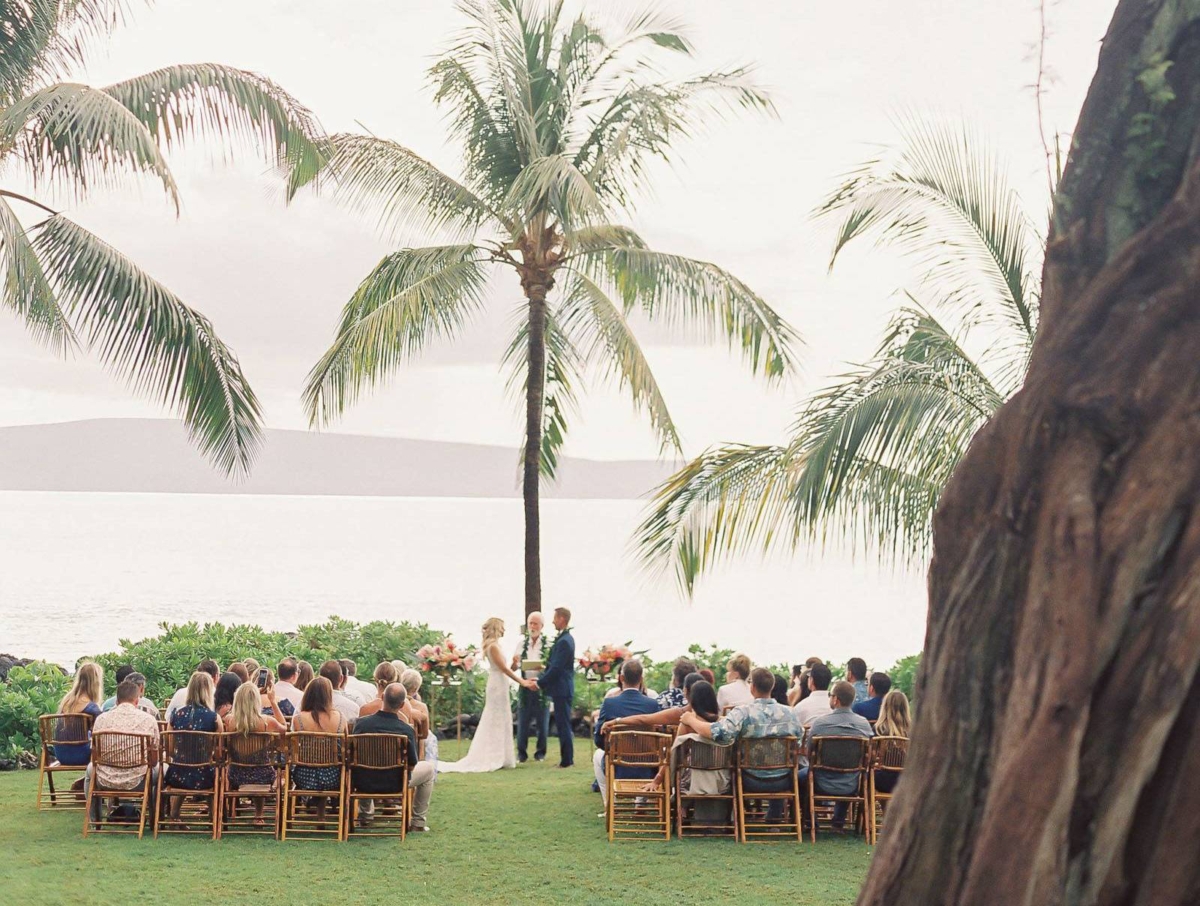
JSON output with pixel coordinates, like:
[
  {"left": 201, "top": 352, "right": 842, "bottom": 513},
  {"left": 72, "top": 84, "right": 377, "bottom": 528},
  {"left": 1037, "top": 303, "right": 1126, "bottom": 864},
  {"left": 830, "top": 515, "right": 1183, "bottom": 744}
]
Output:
[
  {"left": 416, "top": 637, "right": 479, "bottom": 682},
  {"left": 578, "top": 643, "right": 634, "bottom": 680}
]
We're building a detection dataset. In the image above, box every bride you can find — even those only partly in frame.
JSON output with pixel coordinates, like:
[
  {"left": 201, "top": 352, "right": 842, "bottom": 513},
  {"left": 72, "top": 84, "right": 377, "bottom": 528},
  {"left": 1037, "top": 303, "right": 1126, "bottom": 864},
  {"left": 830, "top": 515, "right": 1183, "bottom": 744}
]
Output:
[{"left": 438, "top": 617, "right": 524, "bottom": 773}]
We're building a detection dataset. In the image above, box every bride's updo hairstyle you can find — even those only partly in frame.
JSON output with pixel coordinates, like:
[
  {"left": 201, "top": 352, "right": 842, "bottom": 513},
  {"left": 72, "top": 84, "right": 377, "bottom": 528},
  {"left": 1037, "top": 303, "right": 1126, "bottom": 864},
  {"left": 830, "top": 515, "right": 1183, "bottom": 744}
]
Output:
[{"left": 481, "top": 617, "right": 505, "bottom": 648}]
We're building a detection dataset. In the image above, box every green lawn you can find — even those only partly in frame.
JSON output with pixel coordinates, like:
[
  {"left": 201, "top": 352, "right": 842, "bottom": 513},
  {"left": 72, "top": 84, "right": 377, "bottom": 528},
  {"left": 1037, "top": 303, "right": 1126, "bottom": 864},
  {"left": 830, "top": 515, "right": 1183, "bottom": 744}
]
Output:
[{"left": 1, "top": 740, "right": 870, "bottom": 905}]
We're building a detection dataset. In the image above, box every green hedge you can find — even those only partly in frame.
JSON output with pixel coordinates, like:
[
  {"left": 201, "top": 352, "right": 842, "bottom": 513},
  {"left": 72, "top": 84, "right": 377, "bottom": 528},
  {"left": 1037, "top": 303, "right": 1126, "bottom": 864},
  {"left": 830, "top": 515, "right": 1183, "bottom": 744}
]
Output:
[{"left": 0, "top": 662, "right": 72, "bottom": 766}]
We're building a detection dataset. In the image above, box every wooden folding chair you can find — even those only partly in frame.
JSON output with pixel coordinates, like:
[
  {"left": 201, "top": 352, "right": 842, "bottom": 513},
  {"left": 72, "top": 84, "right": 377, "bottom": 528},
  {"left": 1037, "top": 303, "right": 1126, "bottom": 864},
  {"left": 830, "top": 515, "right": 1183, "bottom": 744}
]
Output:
[
  {"left": 605, "top": 731, "right": 672, "bottom": 841},
  {"left": 674, "top": 738, "right": 737, "bottom": 838},
  {"left": 37, "top": 713, "right": 93, "bottom": 810},
  {"left": 154, "top": 730, "right": 221, "bottom": 838},
  {"left": 219, "top": 731, "right": 282, "bottom": 838},
  {"left": 868, "top": 736, "right": 908, "bottom": 845},
  {"left": 344, "top": 734, "right": 409, "bottom": 840},
  {"left": 736, "top": 736, "right": 802, "bottom": 843},
  {"left": 282, "top": 731, "right": 347, "bottom": 841},
  {"left": 83, "top": 732, "right": 154, "bottom": 838},
  {"left": 807, "top": 735, "right": 871, "bottom": 843}
]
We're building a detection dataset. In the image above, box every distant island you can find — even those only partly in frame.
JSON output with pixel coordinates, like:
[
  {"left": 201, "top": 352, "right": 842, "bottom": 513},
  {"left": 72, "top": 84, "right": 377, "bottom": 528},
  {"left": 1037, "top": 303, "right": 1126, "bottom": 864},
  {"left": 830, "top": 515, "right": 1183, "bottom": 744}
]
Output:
[{"left": 0, "top": 419, "right": 677, "bottom": 499}]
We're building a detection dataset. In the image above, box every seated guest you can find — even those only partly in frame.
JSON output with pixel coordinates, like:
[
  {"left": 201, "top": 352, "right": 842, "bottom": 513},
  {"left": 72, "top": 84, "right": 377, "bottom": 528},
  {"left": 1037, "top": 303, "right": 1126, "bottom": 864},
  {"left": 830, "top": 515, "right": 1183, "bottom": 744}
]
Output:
[
  {"left": 351, "top": 683, "right": 436, "bottom": 832},
  {"left": 793, "top": 663, "right": 834, "bottom": 727},
  {"left": 400, "top": 669, "right": 435, "bottom": 765},
  {"left": 716, "top": 653, "right": 753, "bottom": 711},
  {"left": 787, "top": 664, "right": 806, "bottom": 706},
  {"left": 101, "top": 667, "right": 159, "bottom": 716},
  {"left": 87, "top": 678, "right": 160, "bottom": 813},
  {"left": 853, "top": 672, "right": 892, "bottom": 722},
  {"left": 340, "top": 659, "right": 374, "bottom": 705},
  {"left": 806, "top": 680, "right": 873, "bottom": 828},
  {"left": 274, "top": 658, "right": 304, "bottom": 711},
  {"left": 357, "top": 662, "right": 399, "bottom": 718},
  {"left": 254, "top": 667, "right": 294, "bottom": 718},
  {"left": 295, "top": 660, "right": 314, "bottom": 693},
  {"left": 604, "top": 672, "right": 706, "bottom": 734},
  {"left": 592, "top": 659, "right": 662, "bottom": 806},
  {"left": 698, "top": 668, "right": 716, "bottom": 686},
  {"left": 228, "top": 662, "right": 250, "bottom": 683},
  {"left": 846, "top": 657, "right": 869, "bottom": 704},
  {"left": 680, "top": 667, "right": 805, "bottom": 820},
  {"left": 165, "top": 659, "right": 220, "bottom": 722},
  {"left": 242, "top": 658, "right": 260, "bottom": 677},
  {"left": 771, "top": 673, "right": 790, "bottom": 706},
  {"left": 319, "top": 660, "right": 361, "bottom": 722},
  {"left": 55, "top": 663, "right": 105, "bottom": 775},
  {"left": 656, "top": 657, "right": 697, "bottom": 710},
  {"left": 291, "top": 677, "right": 348, "bottom": 826},
  {"left": 165, "top": 672, "right": 220, "bottom": 819},
  {"left": 100, "top": 665, "right": 133, "bottom": 711},
  {"left": 213, "top": 672, "right": 242, "bottom": 721},
  {"left": 224, "top": 682, "right": 286, "bottom": 826},
  {"left": 872, "top": 689, "right": 911, "bottom": 795}
]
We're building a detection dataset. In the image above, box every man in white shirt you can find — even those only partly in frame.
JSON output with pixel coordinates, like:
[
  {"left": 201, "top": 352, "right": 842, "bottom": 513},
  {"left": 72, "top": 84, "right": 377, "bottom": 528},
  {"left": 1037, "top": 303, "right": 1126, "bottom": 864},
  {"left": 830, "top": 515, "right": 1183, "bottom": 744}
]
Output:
[
  {"left": 164, "top": 659, "right": 220, "bottom": 723},
  {"left": 274, "top": 658, "right": 304, "bottom": 711},
  {"left": 792, "top": 663, "right": 834, "bottom": 727},
  {"left": 716, "top": 653, "right": 754, "bottom": 712},
  {"left": 320, "top": 660, "right": 361, "bottom": 722},
  {"left": 512, "top": 611, "right": 549, "bottom": 762},
  {"left": 339, "top": 659, "right": 375, "bottom": 705}
]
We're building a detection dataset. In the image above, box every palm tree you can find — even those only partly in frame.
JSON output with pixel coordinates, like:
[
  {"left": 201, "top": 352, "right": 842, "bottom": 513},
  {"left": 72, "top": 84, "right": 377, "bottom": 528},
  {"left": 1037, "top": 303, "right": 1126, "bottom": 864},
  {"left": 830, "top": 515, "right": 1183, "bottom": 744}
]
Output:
[
  {"left": 636, "top": 121, "right": 1042, "bottom": 594},
  {"left": 291, "top": 0, "right": 799, "bottom": 616},
  {"left": 1, "top": 0, "right": 321, "bottom": 475}
]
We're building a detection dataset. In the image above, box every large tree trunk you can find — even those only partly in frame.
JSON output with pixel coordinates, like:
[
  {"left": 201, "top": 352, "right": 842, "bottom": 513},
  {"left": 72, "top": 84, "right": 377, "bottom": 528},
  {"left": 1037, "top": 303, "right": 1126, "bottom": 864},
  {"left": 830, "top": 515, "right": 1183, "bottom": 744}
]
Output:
[
  {"left": 860, "top": 4, "right": 1200, "bottom": 904},
  {"left": 522, "top": 276, "right": 550, "bottom": 618}
]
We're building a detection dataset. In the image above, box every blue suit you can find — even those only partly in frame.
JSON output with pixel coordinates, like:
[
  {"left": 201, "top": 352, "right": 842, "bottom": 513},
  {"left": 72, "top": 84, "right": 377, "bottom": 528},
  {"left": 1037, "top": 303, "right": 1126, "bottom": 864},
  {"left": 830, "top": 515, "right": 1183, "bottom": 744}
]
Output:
[
  {"left": 537, "top": 630, "right": 576, "bottom": 766},
  {"left": 852, "top": 696, "right": 883, "bottom": 721},
  {"left": 594, "top": 689, "right": 662, "bottom": 782}
]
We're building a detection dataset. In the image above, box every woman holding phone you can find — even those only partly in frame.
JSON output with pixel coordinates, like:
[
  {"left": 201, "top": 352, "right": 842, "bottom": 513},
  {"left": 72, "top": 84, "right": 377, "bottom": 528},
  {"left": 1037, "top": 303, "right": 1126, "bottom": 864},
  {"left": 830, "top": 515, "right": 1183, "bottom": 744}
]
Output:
[{"left": 256, "top": 667, "right": 294, "bottom": 718}]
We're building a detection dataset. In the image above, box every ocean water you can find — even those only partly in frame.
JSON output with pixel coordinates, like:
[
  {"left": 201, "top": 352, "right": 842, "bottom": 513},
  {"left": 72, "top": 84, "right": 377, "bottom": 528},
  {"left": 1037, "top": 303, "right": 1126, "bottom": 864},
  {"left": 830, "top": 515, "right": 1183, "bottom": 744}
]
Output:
[{"left": 0, "top": 491, "right": 928, "bottom": 670}]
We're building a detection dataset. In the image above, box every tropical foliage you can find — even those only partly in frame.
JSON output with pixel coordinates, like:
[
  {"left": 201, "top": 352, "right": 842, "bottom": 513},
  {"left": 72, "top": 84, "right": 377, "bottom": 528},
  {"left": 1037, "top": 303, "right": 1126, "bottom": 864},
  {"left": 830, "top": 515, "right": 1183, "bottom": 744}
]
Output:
[
  {"left": 0, "top": 662, "right": 71, "bottom": 766},
  {"left": 0, "top": 0, "right": 320, "bottom": 474},
  {"left": 290, "top": 0, "right": 798, "bottom": 613},
  {"left": 637, "top": 122, "right": 1042, "bottom": 593}
]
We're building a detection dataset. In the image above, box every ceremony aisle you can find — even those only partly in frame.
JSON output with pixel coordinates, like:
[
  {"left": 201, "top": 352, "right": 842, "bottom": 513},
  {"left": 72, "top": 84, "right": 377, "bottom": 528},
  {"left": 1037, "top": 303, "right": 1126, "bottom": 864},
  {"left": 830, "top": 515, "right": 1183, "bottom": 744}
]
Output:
[{"left": 0, "top": 740, "right": 869, "bottom": 904}]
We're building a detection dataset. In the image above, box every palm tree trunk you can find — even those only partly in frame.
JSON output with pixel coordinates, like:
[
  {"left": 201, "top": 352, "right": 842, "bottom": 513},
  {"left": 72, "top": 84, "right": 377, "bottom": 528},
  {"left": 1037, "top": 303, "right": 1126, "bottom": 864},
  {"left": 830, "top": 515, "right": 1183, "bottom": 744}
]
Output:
[
  {"left": 858, "top": 4, "right": 1200, "bottom": 904},
  {"left": 522, "top": 277, "right": 550, "bottom": 618}
]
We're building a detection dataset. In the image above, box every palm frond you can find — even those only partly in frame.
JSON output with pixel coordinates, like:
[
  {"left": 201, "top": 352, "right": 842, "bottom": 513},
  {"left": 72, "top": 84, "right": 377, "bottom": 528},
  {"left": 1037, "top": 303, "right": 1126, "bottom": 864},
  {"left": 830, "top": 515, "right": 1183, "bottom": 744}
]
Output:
[
  {"left": 0, "top": 195, "right": 73, "bottom": 350},
  {"left": 286, "top": 132, "right": 507, "bottom": 241},
  {"left": 559, "top": 267, "right": 679, "bottom": 455},
  {"left": 0, "top": 81, "right": 178, "bottom": 205},
  {"left": 303, "top": 244, "right": 492, "bottom": 427},
  {"left": 102, "top": 63, "right": 322, "bottom": 174},
  {"left": 501, "top": 152, "right": 604, "bottom": 229},
  {"left": 635, "top": 443, "right": 797, "bottom": 596},
  {"left": 31, "top": 214, "right": 262, "bottom": 476},
  {"left": 816, "top": 118, "right": 1040, "bottom": 350},
  {"left": 580, "top": 243, "right": 800, "bottom": 379}
]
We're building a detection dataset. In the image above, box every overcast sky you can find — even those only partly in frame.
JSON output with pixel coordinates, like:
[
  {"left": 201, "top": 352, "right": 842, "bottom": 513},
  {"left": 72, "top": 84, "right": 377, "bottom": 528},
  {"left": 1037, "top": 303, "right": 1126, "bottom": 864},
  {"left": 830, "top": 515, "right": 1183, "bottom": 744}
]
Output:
[{"left": 0, "top": 0, "right": 1116, "bottom": 464}]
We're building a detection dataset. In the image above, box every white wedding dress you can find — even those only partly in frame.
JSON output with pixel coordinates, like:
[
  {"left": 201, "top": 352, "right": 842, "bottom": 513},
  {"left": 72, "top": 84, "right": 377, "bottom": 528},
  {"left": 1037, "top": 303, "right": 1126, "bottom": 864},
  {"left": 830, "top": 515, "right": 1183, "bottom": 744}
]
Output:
[{"left": 438, "top": 644, "right": 517, "bottom": 773}]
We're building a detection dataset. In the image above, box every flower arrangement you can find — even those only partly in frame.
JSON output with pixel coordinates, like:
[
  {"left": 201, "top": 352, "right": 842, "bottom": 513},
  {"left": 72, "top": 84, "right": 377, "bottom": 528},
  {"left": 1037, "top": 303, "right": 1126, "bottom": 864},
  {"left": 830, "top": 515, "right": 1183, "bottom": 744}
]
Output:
[
  {"left": 416, "top": 637, "right": 479, "bottom": 683},
  {"left": 578, "top": 643, "right": 633, "bottom": 681}
]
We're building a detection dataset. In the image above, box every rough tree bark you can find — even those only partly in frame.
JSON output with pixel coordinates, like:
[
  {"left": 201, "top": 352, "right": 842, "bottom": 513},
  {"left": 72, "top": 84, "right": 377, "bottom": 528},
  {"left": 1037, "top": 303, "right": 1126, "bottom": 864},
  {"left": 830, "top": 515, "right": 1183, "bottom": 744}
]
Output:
[
  {"left": 859, "top": 3, "right": 1200, "bottom": 904},
  {"left": 521, "top": 272, "right": 550, "bottom": 618}
]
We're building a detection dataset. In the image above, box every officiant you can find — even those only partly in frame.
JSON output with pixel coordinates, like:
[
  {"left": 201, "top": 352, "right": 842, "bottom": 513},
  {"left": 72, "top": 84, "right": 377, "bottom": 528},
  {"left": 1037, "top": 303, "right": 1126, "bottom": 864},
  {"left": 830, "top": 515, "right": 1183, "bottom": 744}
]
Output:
[{"left": 512, "top": 611, "right": 550, "bottom": 762}]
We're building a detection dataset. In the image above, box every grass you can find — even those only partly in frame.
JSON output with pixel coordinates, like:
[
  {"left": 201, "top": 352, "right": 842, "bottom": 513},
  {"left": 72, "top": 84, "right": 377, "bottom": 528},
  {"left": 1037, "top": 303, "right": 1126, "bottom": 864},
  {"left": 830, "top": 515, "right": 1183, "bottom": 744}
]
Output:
[{"left": 1, "top": 740, "right": 870, "bottom": 905}]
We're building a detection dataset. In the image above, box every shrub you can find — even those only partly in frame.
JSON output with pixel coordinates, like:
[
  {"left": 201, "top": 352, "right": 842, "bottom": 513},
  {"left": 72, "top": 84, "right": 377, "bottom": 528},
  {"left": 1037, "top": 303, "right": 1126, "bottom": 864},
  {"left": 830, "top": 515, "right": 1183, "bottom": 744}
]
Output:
[
  {"left": 0, "top": 662, "right": 71, "bottom": 768},
  {"left": 886, "top": 652, "right": 922, "bottom": 701}
]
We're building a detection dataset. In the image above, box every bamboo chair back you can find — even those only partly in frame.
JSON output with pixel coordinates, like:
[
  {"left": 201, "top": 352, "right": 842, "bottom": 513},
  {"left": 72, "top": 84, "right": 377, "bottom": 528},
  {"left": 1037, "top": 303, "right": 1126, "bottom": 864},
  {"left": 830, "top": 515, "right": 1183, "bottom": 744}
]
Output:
[
  {"left": 735, "top": 736, "right": 803, "bottom": 843},
  {"left": 605, "top": 731, "right": 672, "bottom": 842},
  {"left": 84, "top": 732, "right": 154, "bottom": 839},
  {"left": 220, "top": 731, "right": 281, "bottom": 839},
  {"left": 868, "top": 736, "right": 908, "bottom": 845},
  {"left": 37, "top": 712, "right": 93, "bottom": 810},
  {"left": 282, "top": 731, "right": 347, "bottom": 842},
  {"left": 674, "top": 738, "right": 737, "bottom": 838},
  {"left": 156, "top": 730, "right": 221, "bottom": 838},
  {"left": 345, "top": 733, "right": 410, "bottom": 840},
  {"left": 807, "top": 735, "right": 871, "bottom": 844}
]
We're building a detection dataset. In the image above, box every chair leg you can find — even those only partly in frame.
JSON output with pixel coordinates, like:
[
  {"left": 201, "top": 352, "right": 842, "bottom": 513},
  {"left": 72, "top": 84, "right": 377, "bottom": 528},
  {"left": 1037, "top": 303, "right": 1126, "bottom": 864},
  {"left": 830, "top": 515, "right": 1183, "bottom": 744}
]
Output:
[
  {"left": 82, "top": 782, "right": 93, "bottom": 838},
  {"left": 37, "top": 754, "right": 46, "bottom": 810},
  {"left": 807, "top": 773, "right": 816, "bottom": 844}
]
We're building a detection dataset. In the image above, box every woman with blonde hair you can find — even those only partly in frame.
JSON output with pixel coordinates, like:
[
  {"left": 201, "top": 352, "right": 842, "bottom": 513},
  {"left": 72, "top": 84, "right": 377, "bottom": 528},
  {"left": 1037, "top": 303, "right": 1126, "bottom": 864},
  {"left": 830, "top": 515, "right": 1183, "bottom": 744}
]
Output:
[
  {"left": 54, "top": 662, "right": 105, "bottom": 771},
  {"left": 439, "top": 617, "right": 524, "bottom": 774},
  {"left": 357, "top": 661, "right": 399, "bottom": 718},
  {"left": 873, "top": 689, "right": 911, "bottom": 796},
  {"left": 224, "top": 681, "right": 285, "bottom": 824}
]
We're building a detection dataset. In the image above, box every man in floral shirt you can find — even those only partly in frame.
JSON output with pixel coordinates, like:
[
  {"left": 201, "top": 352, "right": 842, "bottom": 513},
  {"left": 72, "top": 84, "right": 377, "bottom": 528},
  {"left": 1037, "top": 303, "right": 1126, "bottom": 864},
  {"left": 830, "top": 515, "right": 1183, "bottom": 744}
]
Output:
[
  {"left": 680, "top": 666, "right": 806, "bottom": 819},
  {"left": 87, "top": 679, "right": 160, "bottom": 820},
  {"left": 656, "top": 657, "right": 697, "bottom": 710}
]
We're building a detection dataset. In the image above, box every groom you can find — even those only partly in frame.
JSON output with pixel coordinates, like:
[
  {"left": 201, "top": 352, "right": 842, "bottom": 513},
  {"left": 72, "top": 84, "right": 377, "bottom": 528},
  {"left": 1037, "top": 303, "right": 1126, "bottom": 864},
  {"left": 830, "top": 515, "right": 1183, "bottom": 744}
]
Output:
[{"left": 524, "top": 607, "right": 575, "bottom": 768}]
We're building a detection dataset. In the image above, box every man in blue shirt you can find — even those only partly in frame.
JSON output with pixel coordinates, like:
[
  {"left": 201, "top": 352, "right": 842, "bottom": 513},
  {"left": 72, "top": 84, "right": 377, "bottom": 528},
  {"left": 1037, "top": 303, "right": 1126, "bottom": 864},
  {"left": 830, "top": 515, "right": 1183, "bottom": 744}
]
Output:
[
  {"left": 593, "top": 659, "right": 661, "bottom": 805},
  {"left": 846, "top": 657, "right": 869, "bottom": 705},
  {"left": 852, "top": 672, "right": 892, "bottom": 722}
]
